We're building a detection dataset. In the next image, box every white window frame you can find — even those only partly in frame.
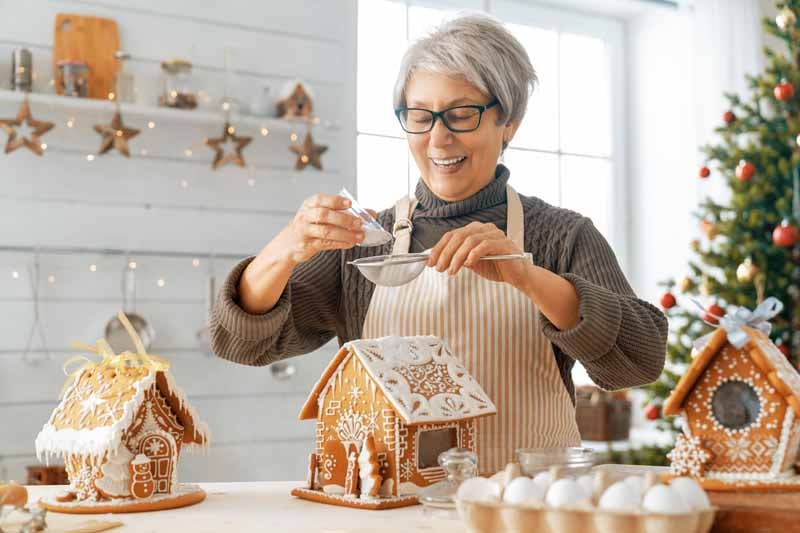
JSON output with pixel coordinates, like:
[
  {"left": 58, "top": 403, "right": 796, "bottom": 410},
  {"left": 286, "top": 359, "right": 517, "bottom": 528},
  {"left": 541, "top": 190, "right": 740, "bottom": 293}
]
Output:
[{"left": 356, "top": 0, "right": 629, "bottom": 271}]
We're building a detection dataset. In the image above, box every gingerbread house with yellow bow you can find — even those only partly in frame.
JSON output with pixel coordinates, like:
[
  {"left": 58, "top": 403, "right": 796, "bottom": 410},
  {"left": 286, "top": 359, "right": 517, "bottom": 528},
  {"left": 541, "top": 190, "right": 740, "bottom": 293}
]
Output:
[
  {"left": 663, "top": 323, "right": 800, "bottom": 490},
  {"left": 34, "top": 313, "right": 210, "bottom": 513}
]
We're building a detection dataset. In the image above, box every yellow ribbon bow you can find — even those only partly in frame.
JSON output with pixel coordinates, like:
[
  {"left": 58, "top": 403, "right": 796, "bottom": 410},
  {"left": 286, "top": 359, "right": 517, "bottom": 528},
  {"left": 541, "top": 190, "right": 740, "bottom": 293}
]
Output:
[{"left": 60, "top": 312, "right": 170, "bottom": 397}]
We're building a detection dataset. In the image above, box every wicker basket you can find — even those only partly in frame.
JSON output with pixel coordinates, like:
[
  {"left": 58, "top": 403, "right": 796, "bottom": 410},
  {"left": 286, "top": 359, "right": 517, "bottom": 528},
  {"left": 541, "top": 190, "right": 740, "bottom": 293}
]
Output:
[{"left": 575, "top": 386, "right": 631, "bottom": 442}]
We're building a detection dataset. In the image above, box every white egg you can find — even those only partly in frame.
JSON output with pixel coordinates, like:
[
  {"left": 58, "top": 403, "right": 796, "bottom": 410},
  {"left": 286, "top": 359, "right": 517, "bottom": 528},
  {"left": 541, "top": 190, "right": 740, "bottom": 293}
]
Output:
[
  {"left": 503, "top": 477, "right": 545, "bottom": 505},
  {"left": 598, "top": 481, "right": 640, "bottom": 511},
  {"left": 490, "top": 470, "right": 506, "bottom": 490},
  {"left": 545, "top": 478, "right": 588, "bottom": 508},
  {"left": 532, "top": 471, "right": 552, "bottom": 492},
  {"left": 641, "top": 484, "right": 690, "bottom": 514},
  {"left": 669, "top": 477, "right": 710, "bottom": 510},
  {"left": 623, "top": 475, "right": 644, "bottom": 498},
  {"left": 577, "top": 474, "right": 594, "bottom": 498},
  {"left": 457, "top": 477, "right": 502, "bottom": 502}
]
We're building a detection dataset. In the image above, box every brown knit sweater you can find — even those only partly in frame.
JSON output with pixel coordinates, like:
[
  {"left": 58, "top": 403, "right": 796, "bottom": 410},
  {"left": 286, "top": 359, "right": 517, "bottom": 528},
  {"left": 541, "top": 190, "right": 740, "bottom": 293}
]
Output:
[{"left": 210, "top": 165, "right": 667, "bottom": 402}]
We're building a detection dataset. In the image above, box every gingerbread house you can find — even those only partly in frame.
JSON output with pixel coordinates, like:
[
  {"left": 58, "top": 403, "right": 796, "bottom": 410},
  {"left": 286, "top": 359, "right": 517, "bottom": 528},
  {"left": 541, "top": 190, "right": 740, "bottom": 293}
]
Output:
[
  {"left": 292, "top": 335, "right": 496, "bottom": 509},
  {"left": 34, "top": 314, "right": 210, "bottom": 513},
  {"left": 276, "top": 81, "right": 313, "bottom": 119},
  {"left": 663, "top": 325, "right": 800, "bottom": 490}
]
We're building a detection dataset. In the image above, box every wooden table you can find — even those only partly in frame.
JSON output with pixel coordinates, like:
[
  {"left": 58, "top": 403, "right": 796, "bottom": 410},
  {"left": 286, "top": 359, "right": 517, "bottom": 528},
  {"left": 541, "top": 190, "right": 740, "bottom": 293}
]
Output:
[{"left": 18, "top": 482, "right": 462, "bottom": 533}]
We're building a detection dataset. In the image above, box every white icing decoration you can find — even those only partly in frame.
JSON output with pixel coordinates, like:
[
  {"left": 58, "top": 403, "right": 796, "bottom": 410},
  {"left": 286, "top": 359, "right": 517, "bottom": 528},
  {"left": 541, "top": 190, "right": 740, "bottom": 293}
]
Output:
[
  {"left": 322, "top": 484, "right": 345, "bottom": 495},
  {"left": 343, "top": 336, "right": 496, "bottom": 425},
  {"left": 358, "top": 437, "right": 377, "bottom": 497},
  {"left": 40, "top": 483, "right": 203, "bottom": 508},
  {"left": 95, "top": 446, "right": 134, "bottom": 497},
  {"left": 668, "top": 434, "right": 711, "bottom": 477}
]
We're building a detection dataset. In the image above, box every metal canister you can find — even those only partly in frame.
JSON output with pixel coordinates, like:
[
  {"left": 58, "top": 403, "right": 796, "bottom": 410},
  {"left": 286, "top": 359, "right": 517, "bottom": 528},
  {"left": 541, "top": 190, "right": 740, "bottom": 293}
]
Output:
[{"left": 11, "top": 48, "right": 33, "bottom": 92}]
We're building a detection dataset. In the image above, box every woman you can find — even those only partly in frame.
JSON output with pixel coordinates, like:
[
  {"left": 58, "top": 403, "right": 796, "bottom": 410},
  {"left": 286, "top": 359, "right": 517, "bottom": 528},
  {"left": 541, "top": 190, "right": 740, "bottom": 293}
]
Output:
[{"left": 211, "top": 13, "right": 667, "bottom": 473}]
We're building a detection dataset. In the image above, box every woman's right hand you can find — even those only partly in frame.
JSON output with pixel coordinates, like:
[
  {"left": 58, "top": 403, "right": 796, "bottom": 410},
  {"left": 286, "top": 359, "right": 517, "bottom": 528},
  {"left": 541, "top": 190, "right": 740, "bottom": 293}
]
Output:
[
  {"left": 238, "top": 193, "right": 367, "bottom": 314},
  {"left": 279, "top": 193, "right": 366, "bottom": 266}
]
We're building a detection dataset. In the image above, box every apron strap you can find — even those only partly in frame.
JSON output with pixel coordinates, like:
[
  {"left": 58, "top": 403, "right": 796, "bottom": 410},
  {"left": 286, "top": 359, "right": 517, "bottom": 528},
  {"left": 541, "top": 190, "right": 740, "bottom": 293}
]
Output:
[
  {"left": 392, "top": 195, "right": 418, "bottom": 255},
  {"left": 390, "top": 183, "right": 524, "bottom": 254},
  {"left": 506, "top": 184, "right": 525, "bottom": 249}
]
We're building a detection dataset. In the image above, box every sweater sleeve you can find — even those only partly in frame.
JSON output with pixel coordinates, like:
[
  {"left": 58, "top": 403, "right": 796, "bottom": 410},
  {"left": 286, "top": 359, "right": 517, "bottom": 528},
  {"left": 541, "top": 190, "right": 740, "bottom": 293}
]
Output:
[
  {"left": 209, "top": 249, "right": 341, "bottom": 366},
  {"left": 540, "top": 218, "right": 667, "bottom": 390}
]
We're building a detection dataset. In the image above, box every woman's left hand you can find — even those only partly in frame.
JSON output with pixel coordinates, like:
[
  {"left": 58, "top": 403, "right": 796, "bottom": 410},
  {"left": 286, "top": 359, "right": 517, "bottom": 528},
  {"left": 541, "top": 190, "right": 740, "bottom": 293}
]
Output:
[{"left": 427, "top": 222, "right": 532, "bottom": 289}]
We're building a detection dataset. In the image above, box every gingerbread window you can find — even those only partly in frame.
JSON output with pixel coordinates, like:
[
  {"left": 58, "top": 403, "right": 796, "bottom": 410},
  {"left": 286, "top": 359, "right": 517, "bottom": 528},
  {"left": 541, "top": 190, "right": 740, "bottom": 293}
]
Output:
[
  {"left": 417, "top": 427, "right": 458, "bottom": 469},
  {"left": 711, "top": 379, "right": 761, "bottom": 430}
]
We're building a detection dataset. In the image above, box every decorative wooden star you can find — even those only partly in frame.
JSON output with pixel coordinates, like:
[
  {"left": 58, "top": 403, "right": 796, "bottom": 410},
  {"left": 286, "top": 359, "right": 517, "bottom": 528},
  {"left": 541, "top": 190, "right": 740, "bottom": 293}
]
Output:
[
  {"left": 0, "top": 99, "right": 54, "bottom": 156},
  {"left": 94, "top": 110, "right": 140, "bottom": 157},
  {"left": 204, "top": 122, "right": 252, "bottom": 170},
  {"left": 290, "top": 132, "right": 327, "bottom": 171}
]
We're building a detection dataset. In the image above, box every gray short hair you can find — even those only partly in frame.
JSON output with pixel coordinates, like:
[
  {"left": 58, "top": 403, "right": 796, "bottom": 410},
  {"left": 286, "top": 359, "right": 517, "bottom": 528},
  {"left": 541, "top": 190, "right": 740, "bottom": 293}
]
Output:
[{"left": 393, "top": 12, "right": 537, "bottom": 127}]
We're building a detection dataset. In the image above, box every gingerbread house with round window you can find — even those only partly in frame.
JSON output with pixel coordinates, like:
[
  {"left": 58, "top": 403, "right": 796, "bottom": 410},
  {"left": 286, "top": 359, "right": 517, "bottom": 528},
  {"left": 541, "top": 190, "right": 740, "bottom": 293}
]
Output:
[
  {"left": 291, "top": 335, "right": 496, "bottom": 509},
  {"left": 663, "top": 325, "right": 800, "bottom": 490}
]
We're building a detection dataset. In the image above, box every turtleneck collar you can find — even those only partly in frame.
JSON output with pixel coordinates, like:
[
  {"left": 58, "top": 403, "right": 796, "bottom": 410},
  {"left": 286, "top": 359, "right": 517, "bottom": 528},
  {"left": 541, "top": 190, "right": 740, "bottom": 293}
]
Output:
[{"left": 413, "top": 164, "right": 510, "bottom": 219}]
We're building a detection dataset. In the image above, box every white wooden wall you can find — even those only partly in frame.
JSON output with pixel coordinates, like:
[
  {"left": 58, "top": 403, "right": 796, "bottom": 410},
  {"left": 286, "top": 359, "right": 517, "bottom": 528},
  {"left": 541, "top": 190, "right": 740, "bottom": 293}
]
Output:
[{"left": 0, "top": 0, "right": 357, "bottom": 482}]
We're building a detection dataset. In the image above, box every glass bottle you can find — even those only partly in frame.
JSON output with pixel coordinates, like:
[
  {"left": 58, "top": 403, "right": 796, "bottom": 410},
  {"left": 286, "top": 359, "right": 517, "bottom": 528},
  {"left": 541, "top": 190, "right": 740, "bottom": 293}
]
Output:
[{"left": 114, "top": 51, "right": 135, "bottom": 103}]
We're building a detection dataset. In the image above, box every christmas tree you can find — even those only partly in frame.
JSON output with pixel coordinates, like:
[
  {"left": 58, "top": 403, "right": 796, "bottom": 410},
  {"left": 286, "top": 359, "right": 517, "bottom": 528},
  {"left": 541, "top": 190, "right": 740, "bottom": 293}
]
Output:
[{"left": 642, "top": 2, "right": 800, "bottom": 440}]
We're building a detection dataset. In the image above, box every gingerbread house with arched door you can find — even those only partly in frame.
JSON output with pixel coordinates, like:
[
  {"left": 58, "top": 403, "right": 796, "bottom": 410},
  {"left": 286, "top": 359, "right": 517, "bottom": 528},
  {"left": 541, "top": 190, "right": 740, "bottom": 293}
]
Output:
[
  {"left": 292, "top": 335, "right": 496, "bottom": 509},
  {"left": 663, "top": 325, "right": 800, "bottom": 490},
  {"left": 35, "top": 364, "right": 209, "bottom": 506}
]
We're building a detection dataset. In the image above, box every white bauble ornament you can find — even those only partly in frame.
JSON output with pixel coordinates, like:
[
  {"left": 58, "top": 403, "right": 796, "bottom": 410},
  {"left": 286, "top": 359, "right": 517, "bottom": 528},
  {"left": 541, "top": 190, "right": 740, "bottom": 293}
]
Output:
[
  {"left": 642, "top": 484, "right": 690, "bottom": 514},
  {"left": 777, "top": 8, "right": 797, "bottom": 31},
  {"left": 598, "top": 481, "right": 640, "bottom": 511},
  {"left": 669, "top": 477, "right": 711, "bottom": 510}
]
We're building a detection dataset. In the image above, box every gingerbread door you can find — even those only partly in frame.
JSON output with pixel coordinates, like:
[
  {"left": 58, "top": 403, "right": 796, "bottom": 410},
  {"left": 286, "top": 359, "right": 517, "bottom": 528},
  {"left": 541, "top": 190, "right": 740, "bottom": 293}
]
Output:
[{"left": 138, "top": 433, "right": 175, "bottom": 493}]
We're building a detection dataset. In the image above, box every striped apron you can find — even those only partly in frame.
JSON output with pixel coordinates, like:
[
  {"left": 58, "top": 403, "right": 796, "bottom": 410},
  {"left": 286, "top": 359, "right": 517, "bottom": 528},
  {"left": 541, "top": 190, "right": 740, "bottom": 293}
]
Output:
[{"left": 362, "top": 185, "right": 580, "bottom": 474}]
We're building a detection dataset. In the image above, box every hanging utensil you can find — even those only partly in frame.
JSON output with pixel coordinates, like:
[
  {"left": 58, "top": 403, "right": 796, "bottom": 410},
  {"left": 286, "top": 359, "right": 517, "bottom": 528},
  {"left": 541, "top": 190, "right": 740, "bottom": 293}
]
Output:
[
  {"left": 104, "top": 263, "right": 155, "bottom": 353},
  {"left": 348, "top": 250, "right": 532, "bottom": 287},
  {"left": 22, "top": 253, "right": 50, "bottom": 365}
]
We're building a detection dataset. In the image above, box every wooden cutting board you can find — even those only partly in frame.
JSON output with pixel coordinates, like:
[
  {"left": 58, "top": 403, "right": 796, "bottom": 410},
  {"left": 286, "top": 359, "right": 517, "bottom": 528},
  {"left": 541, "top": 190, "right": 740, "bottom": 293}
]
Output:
[
  {"left": 53, "top": 13, "right": 120, "bottom": 100},
  {"left": 709, "top": 490, "right": 800, "bottom": 532}
]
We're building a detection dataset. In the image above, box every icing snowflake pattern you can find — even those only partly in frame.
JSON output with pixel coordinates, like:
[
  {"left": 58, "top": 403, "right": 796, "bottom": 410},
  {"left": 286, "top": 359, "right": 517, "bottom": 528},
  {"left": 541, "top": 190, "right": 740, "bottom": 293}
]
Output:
[
  {"left": 725, "top": 436, "right": 752, "bottom": 462},
  {"left": 668, "top": 434, "right": 712, "bottom": 477},
  {"left": 346, "top": 336, "right": 496, "bottom": 424}
]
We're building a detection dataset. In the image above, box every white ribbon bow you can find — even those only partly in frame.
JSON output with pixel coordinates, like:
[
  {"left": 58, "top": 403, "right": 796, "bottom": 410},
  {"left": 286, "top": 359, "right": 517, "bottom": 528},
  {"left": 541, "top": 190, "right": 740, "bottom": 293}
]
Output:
[{"left": 693, "top": 297, "right": 784, "bottom": 351}]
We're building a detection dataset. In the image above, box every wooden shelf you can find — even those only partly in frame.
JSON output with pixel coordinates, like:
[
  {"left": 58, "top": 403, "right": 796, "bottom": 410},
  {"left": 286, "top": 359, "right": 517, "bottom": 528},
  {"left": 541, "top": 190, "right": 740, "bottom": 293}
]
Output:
[{"left": 0, "top": 89, "right": 337, "bottom": 133}]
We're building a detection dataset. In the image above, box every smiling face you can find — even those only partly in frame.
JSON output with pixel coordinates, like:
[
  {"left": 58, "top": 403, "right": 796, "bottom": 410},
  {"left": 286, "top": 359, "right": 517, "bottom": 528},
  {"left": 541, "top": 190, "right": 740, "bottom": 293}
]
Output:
[{"left": 404, "top": 71, "right": 518, "bottom": 202}]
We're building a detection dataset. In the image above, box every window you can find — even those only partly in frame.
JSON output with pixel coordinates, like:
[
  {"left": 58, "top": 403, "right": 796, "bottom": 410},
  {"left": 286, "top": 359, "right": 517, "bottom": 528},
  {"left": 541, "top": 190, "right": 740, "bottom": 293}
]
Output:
[
  {"left": 417, "top": 427, "right": 458, "bottom": 469},
  {"left": 356, "top": 0, "right": 625, "bottom": 260},
  {"left": 711, "top": 380, "right": 761, "bottom": 431}
]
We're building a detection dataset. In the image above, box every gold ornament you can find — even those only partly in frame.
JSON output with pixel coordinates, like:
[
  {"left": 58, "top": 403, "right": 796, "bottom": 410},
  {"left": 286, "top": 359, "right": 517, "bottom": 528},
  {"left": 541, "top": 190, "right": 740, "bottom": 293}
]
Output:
[
  {"left": 94, "top": 109, "right": 140, "bottom": 157},
  {"left": 777, "top": 7, "right": 797, "bottom": 31},
  {"left": 699, "top": 219, "right": 719, "bottom": 240},
  {"left": 736, "top": 256, "right": 759, "bottom": 283},
  {"left": 205, "top": 122, "right": 252, "bottom": 170},
  {"left": 700, "top": 276, "right": 712, "bottom": 297},
  {"left": 0, "top": 99, "right": 54, "bottom": 156},
  {"left": 290, "top": 131, "right": 327, "bottom": 171},
  {"left": 679, "top": 277, "right": 692, "bottom": 293}
]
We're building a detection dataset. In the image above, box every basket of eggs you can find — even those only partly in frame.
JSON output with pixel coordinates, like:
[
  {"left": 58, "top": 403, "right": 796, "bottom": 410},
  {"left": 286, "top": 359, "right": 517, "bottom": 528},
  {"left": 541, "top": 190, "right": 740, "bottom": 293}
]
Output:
[{"left": 455, "top": 451, "right": 715, "bottom": 533}]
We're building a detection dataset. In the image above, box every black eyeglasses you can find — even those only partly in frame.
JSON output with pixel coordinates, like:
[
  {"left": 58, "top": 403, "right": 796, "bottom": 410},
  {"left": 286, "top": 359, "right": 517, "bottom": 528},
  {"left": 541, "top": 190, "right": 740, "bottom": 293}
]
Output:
[{"left": 394, "top": 99, "right": 499, "bottom": 134}]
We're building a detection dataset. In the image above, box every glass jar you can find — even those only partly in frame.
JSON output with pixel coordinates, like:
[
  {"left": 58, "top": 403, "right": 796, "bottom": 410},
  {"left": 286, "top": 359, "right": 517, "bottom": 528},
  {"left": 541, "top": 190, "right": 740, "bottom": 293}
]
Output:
[
  {"left": 57, "top": 60, "right": 89, "bottom": 97},
  {"left": 418, "top": 448, "right": 478, "bottom": 519},
  {"left": 160, "top": 59, "right": 197, "bottom": 109},
  {"left": 114, "top": 51, "right": 135, "bottom": 103},
  {"left": 516, "top": 447, "right": 595, "bottom": 478}
]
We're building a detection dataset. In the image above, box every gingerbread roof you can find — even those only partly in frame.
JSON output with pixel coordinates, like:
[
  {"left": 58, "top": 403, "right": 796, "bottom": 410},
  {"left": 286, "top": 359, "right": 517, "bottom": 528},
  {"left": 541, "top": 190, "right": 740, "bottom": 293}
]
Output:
[
  {"left": 663, "top": 326, "right": 800, "bottom": 417},
  {"left": 299, "top": 336, "right": 496, "bottom": 425},
  {"left": 36, "top": 367, "right": 210, "bottom": 462}
]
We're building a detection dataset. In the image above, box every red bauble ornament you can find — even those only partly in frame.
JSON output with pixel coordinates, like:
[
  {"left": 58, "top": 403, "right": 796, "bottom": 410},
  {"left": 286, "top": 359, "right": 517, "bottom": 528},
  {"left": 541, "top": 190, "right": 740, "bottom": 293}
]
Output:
[
  {"left": 773, "top": 220, "right": 799, "bottom": 248},
  {"left": 723, "top": 110, "right": 736, "bottom": 124},
  {"left": 704, "top": 303, "right": 725, "bottom": 325},
  {"left": 644, "top": 404, "right": 661, "bottom": 421},
  {"left": 735, "top": 160, "right": 756, "bottom": 181},
  {"left": 660, "top": 292, "right": 677, "bottom": 309},
  {"left": 779, "top": 344, "right": 791, "bottom": 358},
  {"left": 775, "top": 81, "right": 795, "bottom": 101},
  {"left": 699, "top": 166, "right": 710, "bottom": 179}
]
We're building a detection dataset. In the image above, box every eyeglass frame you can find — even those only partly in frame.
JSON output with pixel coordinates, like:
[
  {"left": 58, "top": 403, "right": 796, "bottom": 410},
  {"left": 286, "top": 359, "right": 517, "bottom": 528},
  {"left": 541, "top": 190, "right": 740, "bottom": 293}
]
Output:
[{"left": 394, "top": 99, "right": 500, "bottom": 134}]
